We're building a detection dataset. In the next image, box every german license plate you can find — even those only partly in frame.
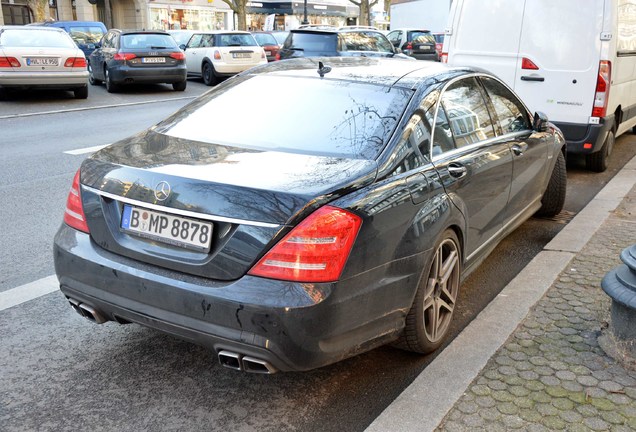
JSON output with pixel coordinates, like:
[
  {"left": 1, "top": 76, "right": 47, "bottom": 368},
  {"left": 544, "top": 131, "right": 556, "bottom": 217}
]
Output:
[
  {"left": 416, "top": 45, "right": 432, "bottom": 51},
  {"left": 265, "top": 51, "right": 271, "bottom": 56},
  {"left": 142, "top": 57, "right": 166, "bottom": 63},
  {"left": 27, "top": 57, "right": 58, "bottom": 66},
  {"left": 121, "top": 205, "right": 212, "bottom": 252},
  {"left": 232, "top": 52, "right": 251, "bottom": 59}
]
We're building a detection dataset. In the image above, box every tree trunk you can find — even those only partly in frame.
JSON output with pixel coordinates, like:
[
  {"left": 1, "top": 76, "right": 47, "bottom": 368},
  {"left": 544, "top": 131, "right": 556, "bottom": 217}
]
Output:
[
  {"left": 358, "top": 2, "right": 369, "bottom": 26},
  {"left": 236, "top": 10, "right": 247, "bottom": 30},
  {"left": 27, "top": 0, "right": 48, "bottom": 21}
]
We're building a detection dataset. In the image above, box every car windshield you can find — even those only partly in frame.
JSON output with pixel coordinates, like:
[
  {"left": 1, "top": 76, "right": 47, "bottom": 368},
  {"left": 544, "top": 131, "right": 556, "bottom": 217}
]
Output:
[
  {"left": 0, "top": 29, "right": 75, "bottom": 48},
  {"left": 340, "top": 31, "right": 394, "bottom": 53},
  {"left": 271, "top": 31, "right": 288, "bottom": 45},
  {"left": 286, "top": 32, "right": 337, "bottom": 52},
  {"left": 161, "top": 75, "right": 411, "bottom": 159},
  {"left": 253, "top": 33, "right": 278, "bottom": 46},
  {"left": 407, "top": 31, "right": 435, "bottom": 44},
  {"left": 69, "top": 26, "right": 105, "bottom": 44},
  {"left": 216, "top": 33, "right": 258, "bottom": 47},
  {"left": 121, "top": 33, "right": 178, "bottom": 49}
]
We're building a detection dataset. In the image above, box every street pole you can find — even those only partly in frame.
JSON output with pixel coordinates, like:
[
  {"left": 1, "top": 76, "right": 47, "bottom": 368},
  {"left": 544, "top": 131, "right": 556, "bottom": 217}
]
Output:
[{"left": 302, "top": 0, "right": 309, "bottom": 24}]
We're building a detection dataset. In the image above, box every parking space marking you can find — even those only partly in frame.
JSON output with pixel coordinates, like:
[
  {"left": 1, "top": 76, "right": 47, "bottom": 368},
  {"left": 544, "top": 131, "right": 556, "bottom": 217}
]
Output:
[
  {"left": 0, "top": 275, "right": 59, "bottom": 312},
  {"left": 64, "top": 144, "right": 110, "bottom": 155}
]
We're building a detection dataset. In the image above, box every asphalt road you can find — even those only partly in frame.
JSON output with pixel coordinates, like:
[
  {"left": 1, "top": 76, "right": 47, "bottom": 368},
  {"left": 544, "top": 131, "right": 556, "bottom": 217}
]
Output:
[{"left": 1, "top": 79, "right": 635, "bottom": 431}]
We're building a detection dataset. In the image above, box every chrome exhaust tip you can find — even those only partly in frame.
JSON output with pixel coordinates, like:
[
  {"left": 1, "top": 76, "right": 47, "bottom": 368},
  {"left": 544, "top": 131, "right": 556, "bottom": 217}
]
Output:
[
  {"left": 242, "top": 356, "right": 277, "bottom": 374},
  {"left": 218, "top": 350, "right": 242, "bottom": 371},
  {"left": 77, "top": 303, "right": 107, "bottom": 324}
]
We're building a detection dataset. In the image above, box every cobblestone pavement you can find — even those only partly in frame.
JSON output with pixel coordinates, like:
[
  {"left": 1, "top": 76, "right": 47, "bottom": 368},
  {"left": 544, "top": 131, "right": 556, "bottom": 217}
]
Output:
[{"left": 437, "top": 200, "right": 636, "bottom": 431}]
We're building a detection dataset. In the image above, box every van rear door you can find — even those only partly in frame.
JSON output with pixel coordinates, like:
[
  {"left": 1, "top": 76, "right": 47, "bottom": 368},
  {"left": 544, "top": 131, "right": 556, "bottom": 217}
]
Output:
[
  {"left": 514, "top": 0, "right": 604, "bottom": 125},
  {"left": 445, "top": 0, "right": 525, "bottom": 84}
]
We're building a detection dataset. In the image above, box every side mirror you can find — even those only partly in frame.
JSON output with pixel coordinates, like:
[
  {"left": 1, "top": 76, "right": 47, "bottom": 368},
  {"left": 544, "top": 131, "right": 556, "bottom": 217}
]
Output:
[
  {"left": 180, "top": 44, "right": 186, "bottom": 51},
  {"left": 533, "top": 111, "right": 549, "bottom": 132}
]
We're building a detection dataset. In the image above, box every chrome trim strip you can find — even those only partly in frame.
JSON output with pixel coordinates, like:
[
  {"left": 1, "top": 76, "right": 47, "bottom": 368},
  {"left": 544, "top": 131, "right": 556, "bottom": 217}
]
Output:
[{"left": 82, "top": 185, "right": 281, "bottom": 228}]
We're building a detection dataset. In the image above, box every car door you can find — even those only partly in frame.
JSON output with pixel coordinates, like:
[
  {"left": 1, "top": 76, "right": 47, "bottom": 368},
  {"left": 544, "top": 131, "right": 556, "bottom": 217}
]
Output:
[
  {"left": 479, "top": 76, "right": 549, "bottom": 222},
  {"left": 387, "top": 30, "right": 402, "bottom": 49},
  {"left": 431, "top": 77, "right": 514, "bottom": 261},
  {"left": 184, "top": 33, "right": 206, "bottom": 75},
  {"left": 91, "top": 31, "right": 113, "bottom": 80}
]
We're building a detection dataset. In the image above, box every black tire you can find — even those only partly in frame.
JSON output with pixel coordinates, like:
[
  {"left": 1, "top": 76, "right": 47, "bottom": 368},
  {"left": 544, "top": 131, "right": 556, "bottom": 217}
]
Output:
[
  {"left": 585, "top": 129, "right": 614, "bottom": 172},
  {"left": 105, "top": 68, "right": 118, "bottom": 93},
  {"left": 74, "top": 85, "right": 88, "bottom": 99},
  {"left": 536, "top": 151, "right": 566, "bottom": 217},
  {"left": 202, "top": 62, "right": 218, "bottom": 86},
  {"left": 88, "top": 64, "right": 101, "bottom": 86},
  {"left": 172, "top": 80, "right": 187, "bottom": 91},
  {"left": 393, "top": 229, "right": 461, "bottom": 354}
]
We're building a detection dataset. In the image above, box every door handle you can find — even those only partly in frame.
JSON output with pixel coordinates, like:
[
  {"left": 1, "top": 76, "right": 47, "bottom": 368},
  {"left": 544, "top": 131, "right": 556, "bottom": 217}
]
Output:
[
  {"left": 448, "top": 163, "right": 467, "bottom": 178},
  {"left": 520, "top": 75, "right": 545, "bottom": 82},
  {"left": 512, "top": 143, "right": 528, "bottom": 156}
]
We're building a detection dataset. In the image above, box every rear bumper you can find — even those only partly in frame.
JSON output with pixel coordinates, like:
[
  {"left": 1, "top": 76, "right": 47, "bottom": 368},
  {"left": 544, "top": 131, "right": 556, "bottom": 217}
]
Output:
[
  {"left": 552, "top": 115, "right": 614, "bottom": 154},
  {"left": 109, "top": 65, "right": 187, "bottom": 84},
  {"left": 53, "top": 224, "right": 415, "bottom": 372},
  {"left": 0, "top": 70, "right": 88, "bottom": 87},
  {"left": 409, "top": 52, "right": 438, "bottom": 62},
  {"left": 212, "top": 59, "right": 267, "bottom": 76}
]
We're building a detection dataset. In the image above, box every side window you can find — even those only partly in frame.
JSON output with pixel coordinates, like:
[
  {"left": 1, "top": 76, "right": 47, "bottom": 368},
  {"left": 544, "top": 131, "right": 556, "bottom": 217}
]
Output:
[
  {"left": 440, "top": 77, "right": 496, "bottom": 148},
  {"left": 433, "top": 105, "right": 456, "bottom": 155},
  {"left": 480, "top": 77, "right": 532, "bottom": 134},
  {"left": 387, "top": 31, "right": 400, "bottom": 46},
  {"left": 188, "top": 34, "right": 203, "bottom": 48},
  {"left": 102, "top": 32, "right": 114, "bottom": 48}
]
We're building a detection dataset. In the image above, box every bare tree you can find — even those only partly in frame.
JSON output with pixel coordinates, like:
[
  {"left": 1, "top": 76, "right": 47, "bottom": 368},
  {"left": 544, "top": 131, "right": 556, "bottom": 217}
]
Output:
[
  {"left": 348, "top": 0, "right": 379, "bottom": 26},
  {"left": 221, "top": 0, "right": 249, "bottom": 30}
]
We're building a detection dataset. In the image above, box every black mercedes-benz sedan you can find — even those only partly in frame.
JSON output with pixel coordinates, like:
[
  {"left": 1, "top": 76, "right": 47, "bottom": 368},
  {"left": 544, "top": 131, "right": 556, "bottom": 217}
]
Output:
[{"left": 54, "top": 57, "right": 566, "bottom": 373}]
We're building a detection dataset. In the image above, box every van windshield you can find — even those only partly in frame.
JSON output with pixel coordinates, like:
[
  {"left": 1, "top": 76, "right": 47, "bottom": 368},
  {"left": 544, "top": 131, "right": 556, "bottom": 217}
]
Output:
[{"left": 69, "top": 26, "right": 105, "bottom": 44}]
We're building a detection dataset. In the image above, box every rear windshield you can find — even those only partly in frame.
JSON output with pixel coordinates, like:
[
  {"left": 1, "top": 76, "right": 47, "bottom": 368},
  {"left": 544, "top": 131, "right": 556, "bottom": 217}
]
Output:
[
  {"left": 216, "top": 33, "right": 258, "bottom": 47},
  {"left": 253, "top": 33, "right": 278, "bottom": 46},
  {"left": 121, "top": 33, "right": 177, "bottom": 50},
  {"left": 161, "top": 75, "right": 411, "bottom": 159},
  {"left": 69, "top": 26, "right": 105, "bottom": 44},
  {"left": 340, "top": 31, "right": 394, "bottom": 53},
  {"left": 406, "top": 31, "right": 435, "bottom": 44},
  {"left": 286, "top": 32, "right": 337, "bottom": 53},
  {"left": 0, "top": 29, "right": 75, "bottom": 48}
]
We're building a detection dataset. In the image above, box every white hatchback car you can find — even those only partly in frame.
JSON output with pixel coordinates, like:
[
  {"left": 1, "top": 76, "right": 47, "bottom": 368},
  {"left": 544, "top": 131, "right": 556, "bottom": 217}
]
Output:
[
  {"left": 183, "top": 31, "right": 267, "bottom": 86},
  {"left": 0, "top": 26, "right": 89, "bottom": 99}
]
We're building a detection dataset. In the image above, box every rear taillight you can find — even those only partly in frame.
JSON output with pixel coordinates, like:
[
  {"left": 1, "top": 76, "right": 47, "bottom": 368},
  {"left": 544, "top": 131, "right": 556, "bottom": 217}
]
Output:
[
  {"left": 521, "top": 57, "right": 539, "bottom": 70},
  {"left": 0, "top": 56, "right": 20, "bottom": 67},
  {"left": 113, "top": 52, "right": 137, "bottom": 61},
  {"left": 592, "top": 60, "right": 611, "bottom": 118},
  {"left": 440, "top": 52, "right": 448, "bottom": 63},
  {"left": 64, "top": 170, "right": 89, "bottom": 233},
  {"left": 275, "top": 52, "right": 281, "bottom": 61},
  {"left": 170, "top": 52, "right": 186, "bottom": 60},
  {"left": 406, "top": 42, "right": 413, "bottom": 50},
  {"left": 214, "top": 50, "right": 222, "bottom": 60},
  {"left": 248, "top": 206, "right": 362, "bottom": 283},
  {"left": 64, "top": 57, "right": 87, "bottom": 68}
]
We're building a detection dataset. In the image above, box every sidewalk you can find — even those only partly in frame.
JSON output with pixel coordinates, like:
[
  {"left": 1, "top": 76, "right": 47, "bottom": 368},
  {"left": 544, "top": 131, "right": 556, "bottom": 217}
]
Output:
[{"left": 367, "top": 156, "right": 636, "bottom": 432}]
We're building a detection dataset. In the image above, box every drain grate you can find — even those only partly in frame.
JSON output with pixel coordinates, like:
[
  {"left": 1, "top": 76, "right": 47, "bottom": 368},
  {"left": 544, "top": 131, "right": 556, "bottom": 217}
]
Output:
[{"left": 535, "top": 210, "right": 577, "bottom": 224}]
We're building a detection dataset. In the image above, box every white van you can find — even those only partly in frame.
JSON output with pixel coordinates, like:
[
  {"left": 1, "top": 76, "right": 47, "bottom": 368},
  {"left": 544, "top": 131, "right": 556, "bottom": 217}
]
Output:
[{"left": 442, "top": 0, "right": 636, "bottom": 172}]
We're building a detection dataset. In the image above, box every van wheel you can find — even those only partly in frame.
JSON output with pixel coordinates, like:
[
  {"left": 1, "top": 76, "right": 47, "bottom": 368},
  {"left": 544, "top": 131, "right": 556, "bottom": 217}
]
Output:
[
  {"left": 393, "top": 229, "right": 461, "bottom": 354},
  {"left": 74, "top": 85, "right": 88, "bottom": 99},
  {"left": 536, "top": 151, "right": 566, "bottom": 217},
  {"left": 586, "top": 129, "right": 614, "bottom": 172},
  {"left": 202, "top": 63, "right": 218, "bottom": 86}
]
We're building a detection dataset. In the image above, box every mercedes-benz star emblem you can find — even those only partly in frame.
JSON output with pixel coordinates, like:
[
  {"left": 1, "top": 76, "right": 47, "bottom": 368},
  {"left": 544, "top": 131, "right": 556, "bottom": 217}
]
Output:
[{"left": 154, "top": 181, "right": 171, "bottom": 201}]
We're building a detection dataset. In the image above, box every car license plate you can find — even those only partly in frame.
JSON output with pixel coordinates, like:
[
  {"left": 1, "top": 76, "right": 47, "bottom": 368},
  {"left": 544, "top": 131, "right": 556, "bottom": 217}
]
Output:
[
  {"left": 416, "top": 45, "right": 432, "bottom": 51},
  {"left": 142, "top": 57, "right": 166, "bottom": 63},
  {"left": 232, "top": 52, "right": 251, "bottom": 59},
  {"left": 121, "top": 205, "right": 212, "bottom": 252},
  {"left": 265, "top": 51, "right": 271, "bottom": 56},
  {"left": 26, "top": 57, "right": 58, "bottom": 66}
]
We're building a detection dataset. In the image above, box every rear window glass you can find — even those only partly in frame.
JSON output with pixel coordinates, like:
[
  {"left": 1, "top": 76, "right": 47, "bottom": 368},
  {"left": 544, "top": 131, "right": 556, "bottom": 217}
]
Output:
[
  {"left": 161, "top": 75, "right": 411, "bottom": 159},
  {"left": 216, "top": 33, "right": 258, "bottom": 47},
  {"left": 121, "top": 34, "right": 177, "bottom": 49},
  {"left": 69, "top": 26, "right": 105, "bottom": 44},
  {"left": 0, "top": 29, "right": 75, "bottom": 48},
  {"left": 407, "top": 31, "right": 435, "bottom": 44},
  {"left": 286, "top": 32, "right": 337, "bottom": 53},
  {"left": 340, "top": 32, "right": 394, "bottom": 53},
  {"left": 253, "top": 33, "right": 278, "bottom": 46}
]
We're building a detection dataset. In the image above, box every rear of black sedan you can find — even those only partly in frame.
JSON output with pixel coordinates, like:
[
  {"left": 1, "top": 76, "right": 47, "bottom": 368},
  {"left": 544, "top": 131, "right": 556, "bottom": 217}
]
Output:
[{"left": 54, "top": 57, "right": 566, "bottom": 372}]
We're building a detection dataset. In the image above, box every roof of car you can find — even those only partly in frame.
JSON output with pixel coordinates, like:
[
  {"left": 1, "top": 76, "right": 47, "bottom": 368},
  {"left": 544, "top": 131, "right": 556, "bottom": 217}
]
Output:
[
  {"left": 244, "top": 56, "right": 475, "bottom": 89},
  {"left": 0, "top": 25, "right": 66, "bottom": 32}
]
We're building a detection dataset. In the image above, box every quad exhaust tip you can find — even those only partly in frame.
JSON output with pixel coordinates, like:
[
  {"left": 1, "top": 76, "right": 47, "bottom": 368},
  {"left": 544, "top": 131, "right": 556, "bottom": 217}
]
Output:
[
  {"left": 218, "top": 350, "right": 277, "bottom": 374},
  {"left": 67, "top": 298, "right": 107, "bottom": 324}
]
